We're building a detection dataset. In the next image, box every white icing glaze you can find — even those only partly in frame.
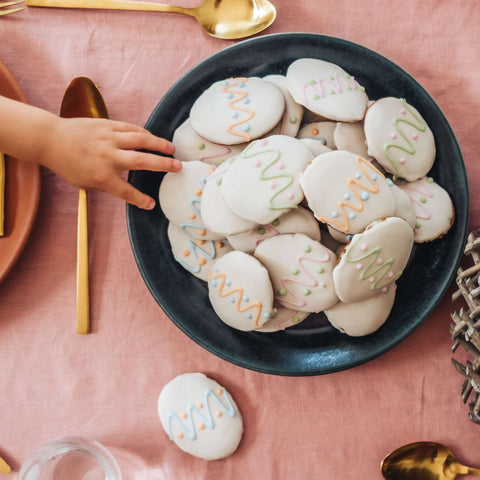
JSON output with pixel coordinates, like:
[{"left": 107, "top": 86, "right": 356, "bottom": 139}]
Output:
[
  {"left": 167, "top": 222, "right": 232, "bottom": 281},
  {"left": 222, "top": 135, "right": 313, "bottom": 224},
  {"left": 325, "top": 287, "right": 396, "bottom": 336},
  {"left": 200, "top": 159, "right": 257, "bottom": 236},
  {"left": 397, "top": 176, "right": 454, "bottom": 242},
  {"left": 158, "top": 373, "right": 243, "bottom": 460},
  {"left": 286, "top": 58, "right": 368, "bottom": 121},
  {"left": 172, "top": 118, "right": 246, "bottom": 166},
  {"left": 364, "top": 97, "right": 436, "bottom": 181},
  {"left": 390, "top": 183, "right": 416, "bottom": 229},
  {"left": 254, "top": 233, "right": 338, "bottom": 313},
  {"left": 208, "top": 251, "right": 274, "bottom": 331},
  {"left": 333, "top": 217, "right": 414, "bottom": 303},
  {"left": 159, "top": 161, "right": 223, "bottom": 240},
  {"left": 301, "top": 150, "right": 396, "bottom": 234},
  {"left": 299, "top": 138, "right": 332, "bottom": 157},
  {"left": 227, "top": 206, "right": 321, "bottom": 253},
  {"left": 333, "top": 121, "right": 369, "bottom": 158},
  {"left": 296, "top": 121, "right": 337, "bottom": 150},
  {"left": 190, "top": 77, "right": 285, "bottom": 145}
]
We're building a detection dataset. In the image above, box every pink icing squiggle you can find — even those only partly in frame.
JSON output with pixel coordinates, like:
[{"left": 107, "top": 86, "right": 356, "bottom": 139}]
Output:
[
  {"left": 277, "top": 252, "right": 331, "bottom": 308},
  {"left": 401, "top": 183, "right": 434, "bottom": 220},
  {"left": 253, "top": 224, "right": 280, "bottom": 248},
  {"left": 302, "top": 72, "right": 358, "bottom": 105}
]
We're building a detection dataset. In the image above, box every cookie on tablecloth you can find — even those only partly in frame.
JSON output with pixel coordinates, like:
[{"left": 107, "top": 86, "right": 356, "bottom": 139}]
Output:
[
  {"left": 167, "top": 223, "right": 232, "bottom": 281},
  {"left": 333, "top": 217, "right": 414, "bottom": 303},
  {"left": 158, "top": 373, "right": 243, "bottom": 460},
  {"left": 325, "top": 286, "right": 396, "bottom": 336},
  {"left": 254, "top": 233, "right": 338, "bottom": 313},
  {"left": 172, "top": 118, "right": 245, "bottom": 166},
  {"left": 301, "top": 150, "right": 396, "bottom": 234},
  {"left": 208, "top": 251, "right": 274, "bottom": 331},
  {"left": 286, "top": 58, "right": 368, "bottom": 121},
  {"left": 190, "top": 77, "right": 285, "bottom": 145},
  {"left": 222, "top": 135, "right": 313, "bottom": 224},
  {"left": 397, "top": 176, "right": 454, "bottom": 242},
  {"left": 227, "top": 206, "right": 321, "bottom": 253},
  {"left": 263, "top": 74, "right": 303, "bottom": 137},
  {"left": 364, "top": 97, "right": 436, "bottom": 181},
  {"left": 200, "top": 159, "right": 257, "bottom": 236}
]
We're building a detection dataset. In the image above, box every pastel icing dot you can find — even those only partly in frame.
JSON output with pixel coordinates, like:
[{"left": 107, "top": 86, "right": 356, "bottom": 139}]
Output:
[
  {"left": 268, "top": 180, "right": 276, "bottom": 189},
  {"left": 271, "top": 219, "right": 280, "bottom": 227},
  {"left": 286, "top": 192, "right": 294, "bottom": 200},
  {"left": 360, "top": 86, "right": 365, "bottom": 92},
  {"left": 216, "top": 411, "right": 223, "bottom": 417},
  {"left": 257, "top": 227, "right": 266, "bottom": 235},
  {"left": 181, "top": 412, "right": 188, "bottom": 419},
  {"left": 385, "top": 178, "right": 393, "bottom": 186},
  {"left": 319, "top": 138, "right": 327, "bottom": 145},
  {"left": 368, "top": 276, "right": 375, "bottom": 283},
  {"left": 197, "top": 239, "right": 205, "bottom": 246},
  {"left": 356, "top": 263, "right": 363, "bottom": 271},
  {"left": 346, "top": 235, "right": 353, "bottom": 242},
  {"left": 348, "top": 213, "right": 356, "bottom": 220},
  {"left": 312, "top": 128, "right": 320, "bottom": 136},
  {"left": 183, "top": 250, "right": 190, "bottom": 257},
  {"left": 344, "top": 74, "right": 351, "bottom": 79},
  {"left": 227, "top": 93, "right": 234, "bottom": 99},
  {"left": 355, "top": 172, "right": 361, "bottom": 179},
  {"left": 329, "top": 90, "right": 336, "bottom": 95},
  {"left": 309, "top": 80, "right": 316, "bottom": 85},
  {"left": 216, "top": 388, "right": 223, "bottom": 395},
  {"left": 276, "top": 162, "right": 285, "bottom": 170},
  {"left": 346, "top": 86, "right": 352, "bottom": 91},
  {"left": 259, "top": 139, "right": 268, "bottom": 146},
  {"left": 361, "top": 192, "right": 369, "bottom": 201},
  {"left": 331, "top": 211, "right": 339, "bottom": 218},
  {"left": 243, "top": 98, "right": 250, "bottom": 104},
  {"left": 242, "top": 124, "right": 251, "bottom": 132},
  {"left": 215, "top": 241, "right": 224, "bottom": 248},
  {"left": 420, "top": 197, "right": 427, "bottom": 203},
  {"left": 253, "top": 159, "right": 261, "bottom": 167},
  {"left": 214, "top": 266, "right": 219, "bottom": 273},
  {"left": 343, "top": 193, "right": 351, "bottom": 200},
  {"left": 412, "top": 133, "right": 418, "bottom": 140},
  {"left": 262, "top": 312, "right": 271, "bottom": 318},
  {"left": 289, "top": 116, "right": 298, "bottom": 124},
  {"left": 189, "top": 213, "right": 196, "bottom": 220},
  {"left": 195, "top": 189, "right": 203, "bottom": 197},
  {"left": 229, "top": 297, "right": 235, "bottom": 303},
  {"left": 390, "top": 132, "right": 397, "bottom": 139},
  {"left": 293, "top": 315, "right": 301, "bottom": 324},
  {"left": 382, "top": 286, "right": 388, "bottom": 293},
  {"left": 426, "top": 177, "right": 434, "bottom": 183},
  {"left": 177, "top": 432, "right": 184, "bottom": 439},
  {"left": 223, "top": 80, "right": 230, "bottom": 86},
  {"left": 399, "top": 157, "right": 406, "bottom": 164},
  {"left": 329, "top": 75, "right": 335, "bottom": 81},
  {"left": 387, "top": 271, "right": 394, "bottom": 279},
  {"left": 400, "top": 108, "right": 406, "bottom": 115},
  {"left": 198, "top": 423, "right": 205, "bottom": 430},
  {"left": 304, "top": 245, "right": 312, "bottom": 253},
  {"left": 303, "top": 289, "right": 311, "bottom": 296},
  {"left": 376, "top": 258, "right": 383, "bottom": 265},
  {"left": 198, "top": 142, "right": 205, "bottom": 150},
  {"left": 238, "top": 81, "right": 245, "bottom": 88},
  {"left": 360, "top": 243, "right": 368, "bottom": 252},
  {"left": 225, "top": 279, "right": 231, "bottom": 286},
  {"left": 278, "top": 288, "right": 287, "bottom": 296},
  {"left": 216, "top": 178, "right": 222, "bottom": 185},
  {"left": 211, "top": 279, "right": 217, "bottom": 288},
  {"left": 371, "top": 174, "right": 377, "bottom": 181},
  {"left": 291, "top": 267, "right": 300, "bottom": 275},
  {"left": 391, "top": 284, "right": 398, "bottom": 291},
  {"left": 232, "top": 112, "right": 239, "bottom": 119},
  {"left": 198, "top": 258, "right": 206, "bottom": 266},
  {"left": 197, "top": 402, "right": 203, "bottom": 409},
  {"left": 242, "top": 295, "right": 249, "bottom": 302},
  {"left": 198, "top": 229, "right": 206, "bottom": 237},
  {"left": 415, "top": 221, "right": 422, "bottom": 229},
  {"left": 313, "top": 94, "right": 320, "bottom": 100},
  {"left": 245, "top": 313, "right": 252, "bottom": 319},
  {"left": 317, "top": 267, "right": 324, "bottom": 274}
]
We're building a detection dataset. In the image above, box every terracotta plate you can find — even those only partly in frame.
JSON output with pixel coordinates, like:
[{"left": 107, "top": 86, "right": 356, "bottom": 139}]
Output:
[{"left": 0, "top": 59, "right": 41, "bottom": 283}]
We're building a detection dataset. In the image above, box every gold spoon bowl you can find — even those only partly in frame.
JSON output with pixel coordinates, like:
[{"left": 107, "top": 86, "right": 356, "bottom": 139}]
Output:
[
  {"left": 26, "top": 0, "right": 277, "bottom": 40},
  {"left": 381, "top": 442, "right": 480, "bottom": 480}
]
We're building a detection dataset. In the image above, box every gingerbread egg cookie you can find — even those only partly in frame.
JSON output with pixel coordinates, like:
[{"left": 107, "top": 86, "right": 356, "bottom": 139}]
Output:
[
  {"left": 158, "top": 373, "right": 243, "bottom": 461},
  {"left": 167, "top": 223, "right": 232, "bottom": 281},
  {"left": 254, "top": 233, "right": 338, "bottom": 313},
  {"left": 325, "top": 286, "right": 396, "bottom": 336},
  {"left": 364, "top": 97, "right": 436, "bottom": 181},
  {"left": 172, "top": 118, "right": 245, "bottom": 166},
  {"left": 222, "top": 135, "right": 313, "bottom": 224},
  {"left": 296, "top": 121, "right": 337, "bottom": 149},
  {"left": 333, "top": 217, "right": 414, "bottom": 303},
  {"left": 286, "top": 58, "right": 368, "bottom": 122},
  {"left": 301, "top": 151, "right": 396, "bottom": 234},
  {"left": 333, "top": 121, "right": 369, "bottom": 158},
  {"left": 256, "top": 305, "right": 309, "bottom": 333},
  {"left": 227, "top": 206, "right": 321, "bottom": 253},
  {"left": 263, "top": 74, "right": 303, "bottom": 137},
  {"left": 200, "top": 159, "right": 257, "bottom": 236},
  {"left": 159, "top": 161, "right": 223, "bottom": 240},
  {"left": 397, "top": 176, "right": 454, "bottom": 242},
  {"left": 190, "top": 77, "right": 285, "bottom": 145},
  {"left": 208, "top": 251, "right": 274, "bottom": 331}
]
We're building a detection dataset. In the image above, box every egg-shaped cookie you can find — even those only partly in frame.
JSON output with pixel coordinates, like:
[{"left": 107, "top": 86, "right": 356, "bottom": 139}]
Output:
[
  {"left": 390, "top": 183, "right": 416, "bottom": 229},
  {"left": 325, "top": 286, "right": 396, "bottom": 336},
  {"left": 227, "top": 206, "right": 321, "bottom": 253},
  {"left": 208, "top": 251, "right": 274, "bottom": 331},
  {"left": 222, "top": 135, "right": 313, "bottom": 224},
  {"left": 296, "top": 121, "right": 337, "bottom": 149},
  {"left": 190, "top": 77, "right": 285, "bottom": 145},
  {"left": 286, "top": 58, "right": 368, "bottom": 122},
  {"left": 301, "top": 151, "right": 396, "bottom": 234},
  {"left": 397, "top": 176, "right": 454, "bottom": 242},
  {"left": 172, "top": 118, "right": 246, "bottom": 166},
  {"left": 158, "top": 373, "right": 243, "bottom": 460},
  {"left": 254, "top": 233, "right": 338, "bottom": 313},
  {"left": 364, "top": 97, "right": 436, "bottom": 181},
  {"left": 159, "top": 160, "right": 223, "bottom": 240},
  {"left": 333, "top": 121, "right": 369, "bottom": 158},
  {"left": 333, "top": 217, "right": 414, "bottom": 303},
  {"left": 167, "top": 223, "right": 232, "bottom": 281}
]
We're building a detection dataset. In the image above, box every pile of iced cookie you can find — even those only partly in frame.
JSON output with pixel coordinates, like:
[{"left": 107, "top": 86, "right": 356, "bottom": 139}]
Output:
[{"left": 158, "top": 58, "right": 455, "bottom": 337}]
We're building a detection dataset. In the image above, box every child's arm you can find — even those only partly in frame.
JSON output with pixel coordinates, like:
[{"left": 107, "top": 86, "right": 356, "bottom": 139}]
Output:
[{"left": 0, "top": 95, "right": 181, "bottom": 210}]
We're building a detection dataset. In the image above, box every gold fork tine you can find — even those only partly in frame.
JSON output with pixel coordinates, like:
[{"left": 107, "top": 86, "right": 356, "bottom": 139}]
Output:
[{"left": 0, "top": 6, "right": 24, "bottom": 14}]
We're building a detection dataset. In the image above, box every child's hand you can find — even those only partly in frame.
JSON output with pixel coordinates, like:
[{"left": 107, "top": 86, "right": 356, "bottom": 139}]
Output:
[{"left": 38, "top": 116, "right": 181, "bottom": 210}]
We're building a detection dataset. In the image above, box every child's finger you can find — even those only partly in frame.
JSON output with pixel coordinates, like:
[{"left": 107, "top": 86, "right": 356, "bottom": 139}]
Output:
[
  {"left": 109, "top": 120, "right": 149, "bottom": 133},
  {"left": 118, "top": 150, "right": 182, "bottom": 173},
  {"left": 115, "top": 130, "right": 175, "bottom": 155},
  {"left": 107, "top": 176, "right": 156, "bottom": 210}
]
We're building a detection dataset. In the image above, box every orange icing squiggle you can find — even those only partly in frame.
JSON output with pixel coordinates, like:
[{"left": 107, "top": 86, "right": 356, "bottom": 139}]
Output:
[
  {"left": 316, "top": 157, "right": 383, "bottom": 233},
  {"left": 222, "top": 78, "right": 254, "bottom": 142},
  {"left": 208, "top": 269, "right": 263, "bottom": 327}
]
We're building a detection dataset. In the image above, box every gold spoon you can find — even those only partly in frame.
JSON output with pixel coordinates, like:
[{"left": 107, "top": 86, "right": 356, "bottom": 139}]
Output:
[
  {"left": 25, "top": 0, "right": 276, "bottom": 40},
  {"left": 60, "top": 77, "right": 109, "bottom": 335},
  {"left": 381, "top": 442, "right": 480, "bottom": 480}
]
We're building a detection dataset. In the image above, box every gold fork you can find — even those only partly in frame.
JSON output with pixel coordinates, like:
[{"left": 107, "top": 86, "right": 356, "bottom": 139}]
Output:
[{"left": 0, "top": 0, "right": 24, "bottom": 15}]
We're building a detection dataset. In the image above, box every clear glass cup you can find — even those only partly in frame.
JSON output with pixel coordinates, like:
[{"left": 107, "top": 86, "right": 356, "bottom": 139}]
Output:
[{"left": 16, "top": 436, "right": 122, "bottom": 480}]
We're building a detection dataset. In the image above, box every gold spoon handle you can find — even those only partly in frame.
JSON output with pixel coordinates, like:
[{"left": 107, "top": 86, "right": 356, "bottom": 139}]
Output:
[
  {"left": 25, "top": 0, "right": 194, "bottom": 15},
  {"left": 466, "top": 467, "right": 480, "bottom": 476},
  {"left": 77, "top": 188, "right": 90, "bottom": 335}
]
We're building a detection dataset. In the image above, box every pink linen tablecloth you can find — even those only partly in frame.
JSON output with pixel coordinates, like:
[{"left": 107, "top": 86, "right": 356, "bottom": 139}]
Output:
[{"left": 1, "top": 1, "right": 480, "bottom": 478}]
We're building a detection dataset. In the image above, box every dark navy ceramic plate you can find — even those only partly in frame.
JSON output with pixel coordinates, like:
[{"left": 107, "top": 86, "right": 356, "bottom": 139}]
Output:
[{"left": 127, "top": 33, "right": 469, "bottom": 376}]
